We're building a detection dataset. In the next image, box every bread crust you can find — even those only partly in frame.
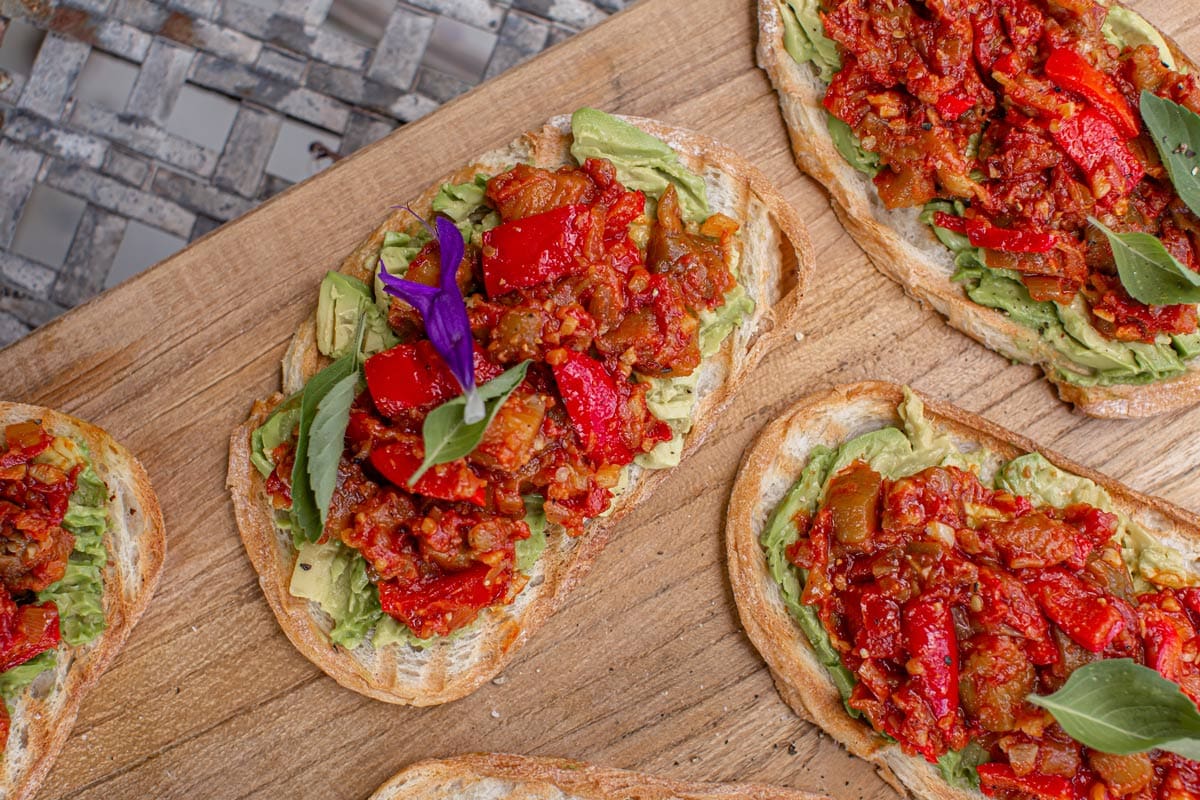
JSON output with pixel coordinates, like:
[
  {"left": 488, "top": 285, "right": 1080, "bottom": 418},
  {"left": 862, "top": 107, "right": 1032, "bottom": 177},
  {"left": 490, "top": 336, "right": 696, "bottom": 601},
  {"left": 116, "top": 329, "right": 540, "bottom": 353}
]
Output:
[
  {"left": 226, "top": 113, "right": 813, "bottom": 705},
  {"left": 725, "top": 380, "right": 1200, "bottom": 799},
  {"left": 0, "top": 403, "right": 166, "bottom": 800},
  {"left": 370, "top": 753, "right": 829, "bottom": 799},
  {"left": 757, "top": 0, "right": 1200, "bottom": 418}
]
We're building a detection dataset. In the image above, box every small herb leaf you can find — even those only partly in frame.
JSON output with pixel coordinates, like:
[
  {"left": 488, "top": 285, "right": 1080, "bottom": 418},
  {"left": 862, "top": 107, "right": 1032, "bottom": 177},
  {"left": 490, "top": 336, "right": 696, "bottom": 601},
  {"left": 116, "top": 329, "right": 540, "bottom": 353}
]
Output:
[
  {"left": 411, "top": 360, "right": 531, "bottom": 485},
  {"left": 290, "top": 354, "right": 357, "bottom": 543},
  {"left": 1089, "top": 216, "right": 1200, "bottom": 305},
  {"left": 308, "top": 370, "right": 359, "bottom": 527},
  {"left": 1027, "top": 659, "right": 1200, "bottom": 759},
  {"left": 1141, "top": 91, "right": 1200, "bottom": 219}
]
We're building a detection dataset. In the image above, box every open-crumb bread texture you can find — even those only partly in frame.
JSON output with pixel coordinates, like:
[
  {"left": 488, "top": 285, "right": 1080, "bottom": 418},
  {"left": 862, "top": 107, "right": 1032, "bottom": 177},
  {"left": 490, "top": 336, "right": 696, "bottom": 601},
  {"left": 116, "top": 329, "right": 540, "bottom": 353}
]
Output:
[
  {"left": 0, "top": 403, "right": 165, "bottom": 800},
  {"left": 227, "top": 113, "right": 813, "bottom": 706},
  {"left": 758, "top": 0, "right": 1200, "bottom": 418},
  {"left": 726, "top": 380, "right": 1200, "bottom": 799},
  {"left": 370, "top": 753, "right": 830, "bottom": 800}
]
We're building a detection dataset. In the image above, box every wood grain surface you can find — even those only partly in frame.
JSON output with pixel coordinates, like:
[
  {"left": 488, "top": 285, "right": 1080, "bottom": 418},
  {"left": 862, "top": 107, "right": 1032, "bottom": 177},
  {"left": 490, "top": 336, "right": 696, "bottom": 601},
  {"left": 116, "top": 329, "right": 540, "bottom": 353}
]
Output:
[{"left": 3, "top": 0, "right": 1198, "bottom": 797}]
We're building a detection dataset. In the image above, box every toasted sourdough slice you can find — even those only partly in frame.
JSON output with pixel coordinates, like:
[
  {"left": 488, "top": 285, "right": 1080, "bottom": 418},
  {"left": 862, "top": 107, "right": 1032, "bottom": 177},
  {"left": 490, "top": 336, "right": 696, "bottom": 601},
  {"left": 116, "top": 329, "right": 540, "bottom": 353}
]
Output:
[
  {"left": 371, "top": 753, "right": 828, "bottom": 800},
  {"left": 227, "top": 113, "right": 812, "bottom": 705},
  {"left": 726, "top": 380, "right": 1200, "bottom": 799},
  {"left": 758, "top": 0, "right": 1200, "bottom": 418},
  {"left": 0, "top": 403, "right": 165, "bottom": 800}
]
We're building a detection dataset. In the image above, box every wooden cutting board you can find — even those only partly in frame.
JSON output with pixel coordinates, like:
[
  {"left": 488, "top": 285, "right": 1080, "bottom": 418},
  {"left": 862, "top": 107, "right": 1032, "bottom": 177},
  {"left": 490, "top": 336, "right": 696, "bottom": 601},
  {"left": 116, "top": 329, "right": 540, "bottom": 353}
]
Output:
[{"left": 5, "top": 0, "right": 1198, "bottom": 797}]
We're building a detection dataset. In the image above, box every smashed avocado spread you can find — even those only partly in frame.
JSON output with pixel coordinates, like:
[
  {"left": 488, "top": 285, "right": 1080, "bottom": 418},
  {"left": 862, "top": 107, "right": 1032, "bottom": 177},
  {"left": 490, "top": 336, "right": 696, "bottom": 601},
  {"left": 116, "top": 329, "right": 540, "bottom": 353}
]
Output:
[
  {"left": 0, "top": 423, "right": 109, "bottom": 747},
  {"left": 777, "top": 0, "right": 1200, "bottom": 387},
  {"left": 254, "top": 109, "right": 753, "bottom": 648},
  {"left": 761, "top": 389, "right": 1200, "bottom": 797}
]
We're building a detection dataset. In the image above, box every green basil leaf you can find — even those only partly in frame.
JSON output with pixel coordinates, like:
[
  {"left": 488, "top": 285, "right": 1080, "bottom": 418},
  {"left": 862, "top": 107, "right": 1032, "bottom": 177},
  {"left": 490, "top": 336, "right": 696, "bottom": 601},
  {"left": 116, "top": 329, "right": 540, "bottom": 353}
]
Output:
[
  {"left": 937, "top": 741, "right": 989, "bottom": 791},
  {"left": 308, "top": 370, "right": 360, "bottom": 527},
  {"left": 411, "top": 360, "right": 531, "bottom": 485},
  {"left": 291, "top": 354, "right": 357, "bottom": 543},
  {"left": 1089, "top": 216, "right": 1200, "bottom": 305},
  {"left": 1028, "top": 659, "right": 1200, "bottom": 759},
  {"left": 1140, "top": 91, "right": 1200, "bottom": 220}
]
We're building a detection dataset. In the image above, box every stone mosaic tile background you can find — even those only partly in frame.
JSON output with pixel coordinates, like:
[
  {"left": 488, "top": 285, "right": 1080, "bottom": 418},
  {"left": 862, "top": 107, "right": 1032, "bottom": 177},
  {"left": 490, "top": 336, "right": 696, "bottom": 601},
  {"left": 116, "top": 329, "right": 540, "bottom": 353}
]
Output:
[{"left": 0, "top": 0, "right": 631, "bottom": 346}]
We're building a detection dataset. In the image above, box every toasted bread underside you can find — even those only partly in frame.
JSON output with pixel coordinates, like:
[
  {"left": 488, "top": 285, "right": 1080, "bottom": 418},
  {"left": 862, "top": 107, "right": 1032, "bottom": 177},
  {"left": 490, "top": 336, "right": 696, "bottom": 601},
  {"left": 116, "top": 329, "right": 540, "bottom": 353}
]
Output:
[
  {"left": 371, "top": 753, "right": 829, "bottom": 800},
  {"left": 757, "top": 0, "right": 1200, "bottom": 418},
  {"left": 227, "top": 114, "right": 813, "bottom": 705},
  {"left": 0, "top": 403, "right": 165, "bottom": 800},
  {"left": 725, "top": 380, "right": 1200, "bottom": 799}
]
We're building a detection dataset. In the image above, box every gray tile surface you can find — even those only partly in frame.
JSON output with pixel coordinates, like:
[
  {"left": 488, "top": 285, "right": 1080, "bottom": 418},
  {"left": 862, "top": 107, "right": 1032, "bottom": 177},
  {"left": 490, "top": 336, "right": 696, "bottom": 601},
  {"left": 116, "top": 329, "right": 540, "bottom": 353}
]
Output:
[{"left": 0, "top": 0, "right": 634, "bottom": 346}]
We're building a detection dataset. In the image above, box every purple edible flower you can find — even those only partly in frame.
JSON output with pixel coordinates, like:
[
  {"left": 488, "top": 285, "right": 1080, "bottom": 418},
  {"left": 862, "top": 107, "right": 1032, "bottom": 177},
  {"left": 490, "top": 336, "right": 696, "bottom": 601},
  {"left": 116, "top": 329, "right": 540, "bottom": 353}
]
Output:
[{"left": 378, "top": 213, "right": 484, "bottom": 423}]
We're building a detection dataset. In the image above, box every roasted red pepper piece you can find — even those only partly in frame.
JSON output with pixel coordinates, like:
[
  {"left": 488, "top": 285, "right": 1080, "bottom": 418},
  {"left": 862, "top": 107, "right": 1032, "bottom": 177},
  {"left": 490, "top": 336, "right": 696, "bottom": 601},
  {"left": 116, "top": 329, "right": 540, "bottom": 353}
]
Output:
[
  {"left": 1179, "top": 587, "right": 1200, "bottom": 623},
  {"left": 0, "top": 422, "right": 52, "bottom": 470},
  {"left": 901, "top": 594, "right": 960, "bottom": 732},
  {"left": 1044, "top": 48, "right": 1139, "bottom": 139},
  {"left": 481, "top": 203, "right": 602, "bottom": 297},
  {"left": 1049, "top": 107, "right": 1145, "bottom": 198},
  {"left": 977, "top": 763, "right": 1074, "bottom": 800},
  {"left": 1139, "top": 590, "right": 1200, "bottom": 703},
  {"left": 974, "top": 566, "right": 1058, "bottom": 665},
  {"left": 364, "top": 340, "right": 502, "bottom": 418},
  {"left": 1027, "top": 567, "right": 1127, "bottom": 652},
  {"left": 932, "top": 212, "right": 1058, "bottom": 253},
  {"left": 935, "top": 92, "right": 974, "bottom": 120},
  {"left": 368, "top": 441, "right": 487, "bottom": 507},
  {"left": 852, "top": 585, "right": 902, "bottom": 660},
  {"left": 0, "top": 595, "right": 60, "bottom": 673},
  {"left": 377, "top": 561, "right": 508, "bottom": 639},
  {"left": 550, "top": 349, "right": 636, "bottom": 466},
  {"left": 602, "top": 190, "right": 645, "bottom": 241}
]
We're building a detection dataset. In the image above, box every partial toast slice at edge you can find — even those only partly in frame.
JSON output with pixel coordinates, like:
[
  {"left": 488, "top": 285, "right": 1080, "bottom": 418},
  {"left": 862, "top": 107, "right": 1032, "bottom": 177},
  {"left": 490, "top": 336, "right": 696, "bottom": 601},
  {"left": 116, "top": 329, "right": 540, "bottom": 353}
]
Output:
[
  {"left": 370, "top": 753, "right": 829, "bottom": 800},
  {"left": 756, "top": 0, "right": 1200, "bottom": 418},
  {"left": 0, "top": 403, "right": 166, "bottom": 800},
  {"left": 725, "top": 380, "right": 1200, "bottom": 798}
]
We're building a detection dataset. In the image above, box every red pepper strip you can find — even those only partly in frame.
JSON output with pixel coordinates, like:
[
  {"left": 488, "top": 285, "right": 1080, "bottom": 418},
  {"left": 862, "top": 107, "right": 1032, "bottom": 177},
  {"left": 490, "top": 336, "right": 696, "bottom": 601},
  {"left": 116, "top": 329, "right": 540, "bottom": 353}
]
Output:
[
  {"left": 607, "top": 235, "right": 643, "bottom": 274},
  {"left": 935, "top": 92, "right": 974, "bottom": 120},
  {"left": 932, "top": 212, "right": 1058, "bottom": 253},
  {"left": 481, "top": 203, "right": 601, "bottom": 297},
  {"left": 901, "top": 594, "right": 960, "bottom": 730},
  {"left": 854, "top": 585, "right": 902, "bottom": 660},
  {"left": 368, "top": 441, "right": 487, "bottom": 506},
  {"left": 0, "top": 424, "right": 51, "bottom": 470},
  {"left": 1139, "top": 591, "right": 1200, "bottom": 700},
  {"left": 603, "top": 190, "right": 645, "bottom": 242},
  {"left": 1179, "top": 587, "right": 1200, "bottom": 623},
  {"left": 1027, "top": 568, "right": 1127, "bottom": 653},
  {"left": 377, "top": 562, "right": 507, "bottom": 639},
  {"left": 932, "top": 212, "right": 967, "bottom": 234},
  {"left": 975, "top": 566, "right": 1058, "bottom": 666},
  {"left": 1142, "top": 607, "right": 1187, "bottom": 684},
  {"left": 977, "top": 764, "right": 1074, "bottom": 800},
  {"left": 0, "top": 602, "right": 60, "bottom": 673},
  {"left": 1044, "top": 48, "right": 1140, "bottom": 139},
  {"left": 1050, "top": 107, "right": 1145, "bottom": 196},
  {"left": 965, "top": 218, "right": 1058, "bottom": 253},
  {"left": 551, "top": 349, "right": 636, "bottom": 466},
  {"left": 364, "top": 341, "right": 503, "bottom": 418}
]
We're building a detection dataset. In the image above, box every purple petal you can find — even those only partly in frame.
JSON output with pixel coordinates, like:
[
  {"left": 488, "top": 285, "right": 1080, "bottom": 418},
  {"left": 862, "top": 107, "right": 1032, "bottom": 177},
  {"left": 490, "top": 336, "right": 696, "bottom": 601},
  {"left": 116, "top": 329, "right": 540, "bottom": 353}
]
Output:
[
  {"left": 377, "top": 208, "right": 477, "bottom": 405},
  {"left": 426, "top": 291, "right": 476, "bottom": 395},
  {"left": 434, "top": 216, "right": 465, "bottom": 294}
]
